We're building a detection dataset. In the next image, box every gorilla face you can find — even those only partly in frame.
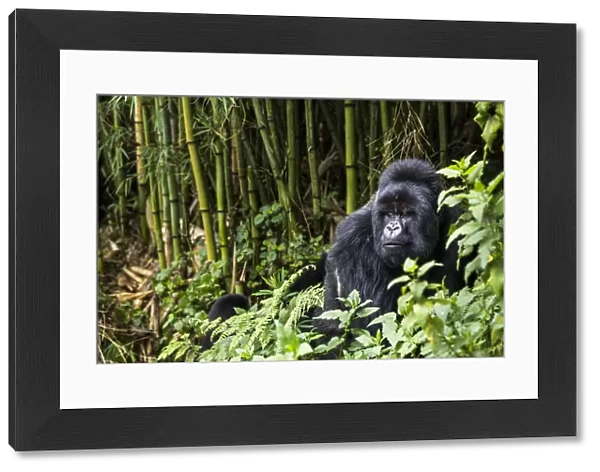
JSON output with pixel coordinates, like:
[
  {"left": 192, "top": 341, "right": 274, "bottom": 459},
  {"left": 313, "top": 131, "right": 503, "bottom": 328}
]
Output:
[{"left": 372, "top": 177, "right": 440, "bottom": 269}]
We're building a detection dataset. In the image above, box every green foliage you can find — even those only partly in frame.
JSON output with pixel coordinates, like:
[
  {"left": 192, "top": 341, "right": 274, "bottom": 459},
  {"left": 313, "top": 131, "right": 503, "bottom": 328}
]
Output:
[
  {"left": 235, "top": 202, "right": 329, "bottom": 290},
  {"left": 197, "top": 266, "right": 326, "bottom": 362},
  {"left": 474, "top": 102, "right": 504, "bottom": 155},
  {"left": 154, "top": 259, "right": 227, "bottom": 362},
  {"left": 193, "top": 153, "right": 504, "bottom": 361}
]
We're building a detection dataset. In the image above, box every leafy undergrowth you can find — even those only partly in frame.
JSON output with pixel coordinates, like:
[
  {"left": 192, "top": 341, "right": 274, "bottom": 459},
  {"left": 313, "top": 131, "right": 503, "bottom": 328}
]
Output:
[{"left": 159, "top": 153, "right": 504, "bottom": 362}]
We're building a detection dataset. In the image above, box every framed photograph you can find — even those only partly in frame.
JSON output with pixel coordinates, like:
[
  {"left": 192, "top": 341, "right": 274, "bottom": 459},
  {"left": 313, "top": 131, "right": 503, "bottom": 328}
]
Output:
[{"left": 9, "top": 9, "right": 576, "bottom": 451}]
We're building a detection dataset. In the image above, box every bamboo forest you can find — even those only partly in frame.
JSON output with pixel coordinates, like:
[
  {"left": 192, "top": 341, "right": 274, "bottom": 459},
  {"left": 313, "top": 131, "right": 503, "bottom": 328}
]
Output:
[{"left": 97, "top": 97, "right": 505, "bottom": 363}]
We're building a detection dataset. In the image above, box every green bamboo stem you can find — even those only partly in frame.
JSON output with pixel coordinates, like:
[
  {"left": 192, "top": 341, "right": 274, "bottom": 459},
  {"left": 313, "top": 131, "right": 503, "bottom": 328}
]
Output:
[
  {"left": 304, "top": 99, "right": 321, "bottom": 232},
  {"left": 181, "top": 96, "right": 218, "bottom": 262},
  {"left": 168, "top": 98, "right": 178, "bottom": 145},
  {"left": 112, "top": 107, "right": 127, "bottom": 236},
  {"left": 241, "top": 130, "right": 267, "bottom": 207},
  {"left": 155, "top": 98, "right": 180, "bottom": 263},
  {"left": 141, "top": 105, "right": 167, "bottom": 269},
  {"left": 344, "top": 100, "right": 358, "bottom": 214},
  {"left": 438, "top": 101, "right": 449, "bottom": 167},
  {"left": 210, "top": 98, "right": 232, "bottom": 287},
  {"left": 148, "top": 171, "right": 167, "bottom": 270},
  {"left": 231, "top": 104, "right": 250, "bottom": 209},
  {"left": 419, "top": 101, "right": 428, "bottom": 132},
  {"left": 355, "top": 101, "right": 368, "bottom": 203},
  {"left": 133, "top": 97, "right": 150, "bottom": 242},
  {"left": 293, "top": 100, "right": 301, "bottom": 191},
  {"left": 222, "top": 125, "right": 234, "bottom": 213},
  {"left": 286, "top": 99, "right": 298, "bottom": 209},
  {"left": 380, "top": 100, "right": 393, "bottom": 166},
  {"left": 265, "top": 99, "right": 282, "bottom": 168},
  {"left": 251, "top": 99, "right": 291, "bottom": 214},
  {"left": 368, "top": 101, "right": 379, "bottom": 195}
]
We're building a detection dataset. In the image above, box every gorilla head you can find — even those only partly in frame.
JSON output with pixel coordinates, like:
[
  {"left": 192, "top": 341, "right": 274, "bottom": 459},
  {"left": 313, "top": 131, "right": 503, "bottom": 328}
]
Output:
[{"left": 372, "top": 159, "right": 443, "bottom": 268}]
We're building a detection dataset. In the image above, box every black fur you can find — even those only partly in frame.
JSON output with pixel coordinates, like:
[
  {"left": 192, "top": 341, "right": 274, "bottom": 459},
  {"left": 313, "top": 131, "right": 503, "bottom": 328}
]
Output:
[
  {"left": 201, "top": 293, "right": 250, "bottom": 350},
  {"left": 319, "top": 158, "right": 466, "bottom": 335},
  {"left": 286, "top": 252, "right": 327, "bottom": 296}
]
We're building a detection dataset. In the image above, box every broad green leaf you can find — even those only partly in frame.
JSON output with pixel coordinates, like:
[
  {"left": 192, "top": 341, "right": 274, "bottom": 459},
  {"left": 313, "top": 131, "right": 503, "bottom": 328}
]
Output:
[
  {"left": 465, "top": 161, "right": 484, "bottom": 184},
  {"left": 456, "top": 290, "right": 475, "bottom": 308},
  {"left": 487, "top": 172, "right": 504, "bottom": 194},
  {"left": 399, "top": 342, "right": 416, "bottom": 358},
  {"left": 297, "top": 343, "right": 313, "bottom": 357},
  {"left": 355, "top": 335, "right": 375, "bottom": 347},
  {"left": 471, "top": 203, "right": 486, "bottom": 223},
  {"left": 409, "top": 280, "right": 429, "bottom": 300},
  {"left": 347, "top": 289, "right": 361, "bottom": 307},
  {"left": 369, "top": 312, "right": 397, "bottom": 326},
  {"left": 446, "top": 221, "right": 480, "bottom": 249},
  {"left": 403, "top": 258, "right": 418, "bottom": 273},
  {"left": 417, "top": 261, "right": 441, "bottom": 278},
  {"left": 461, "top": 228, "right": 487, "bottom": 247},
  {"left": 433, "top": 302, "right": 451, "bottom": 321},
  {"left": 388, "top": 275, "right": 410, "bottom": 288},
  {"left": 362, "top": 346, "right": 383, "bottom": 358},
  {"left": 316, "top": 309, "right": 346, "bottom": 320},
  {"left": 357, "top": 306, "right": 381, "bottom": 318},
  {"left": 438, "top": 186, "right": 466, "bottom": 208},
  {"left": 437, "top": 168, "right": 462, "bottom": 179},
  {"left": 413, "top": 302, "right": 430, "bottom": 322}
]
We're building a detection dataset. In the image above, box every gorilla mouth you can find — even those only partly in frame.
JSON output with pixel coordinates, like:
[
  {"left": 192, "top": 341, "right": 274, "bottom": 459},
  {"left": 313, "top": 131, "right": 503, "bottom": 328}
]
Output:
[
  {"left": 383, "top": 241, "right": 408, "bottom": 249},
  {"left": 383, "top": 241, "right": 407, "bottom": 248}
]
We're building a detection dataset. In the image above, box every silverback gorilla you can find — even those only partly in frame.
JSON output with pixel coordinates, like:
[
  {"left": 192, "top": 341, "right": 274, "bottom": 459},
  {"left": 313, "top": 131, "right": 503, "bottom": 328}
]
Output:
[
  {"left": 206, "top": 158, "right": 467, "bottom": 341},
  {"left": 316, "top": 158, "right": 466, "bottom": 335}
]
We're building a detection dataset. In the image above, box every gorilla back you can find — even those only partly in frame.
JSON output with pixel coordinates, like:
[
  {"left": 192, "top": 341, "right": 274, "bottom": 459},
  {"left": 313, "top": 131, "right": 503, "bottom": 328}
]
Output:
[{"left": 322, "top": 158, "right": 466, "bottom": 333}]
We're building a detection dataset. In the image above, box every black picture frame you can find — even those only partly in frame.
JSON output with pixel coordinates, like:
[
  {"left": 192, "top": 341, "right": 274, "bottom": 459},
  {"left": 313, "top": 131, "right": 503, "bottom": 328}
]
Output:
[{"left": 8, "top": 8, "right": 577, "bottom": 451}]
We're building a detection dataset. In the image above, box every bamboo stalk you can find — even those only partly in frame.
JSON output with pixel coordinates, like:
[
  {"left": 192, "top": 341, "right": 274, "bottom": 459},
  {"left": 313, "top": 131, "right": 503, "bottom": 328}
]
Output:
[
  {"left": 241, "top": 127, "right": 266, "bottom": 208},
  {"left": 133, "top": 97, "right": 150, "bottom": 242},
  {"left": 222, "top": 124, "right": 234, "bottom": 213},
  {"left": 286, "top": 99, "right": 298, "bottom": 210},
  {"left": 419, "top": 101, "right": 428, "bottom": 133},
  {"left": 251, "top": 99, "right": 290, "bottom": 210},
  {"left": 155, "top": 98, "right": 175, "bottom": 265},
  {"left": 356, "top": 101, "right": 368, "bottom": 203},
  {"left": 141, "top": 103, "right": 167, "bottom": 269},
  {"left": 112, "top": 107, "right": 127, "bottom": 236},
  {"left": 210, "top": 98, "right": 232, "bottom": 287},
  {"left": 368, "top": 101, "right": 379, "bottom": 195},
  {"left": 231, "top": 103, "right": 250, "bottom": 209},
  {"left": 438, "top": 101, "right": 449, "bottom": 167},
  {"left": 344, "top": 100, "right": 358, "bottom": 214},
  {"left": 304, "top": 99, "right": 322, "bottom": 232},
  {"left": 265, "top": 99, "right": 282, "bottom": 168},
  {"left": 181, "top": 96, "right": 218, "bottom": 261},
  {"left": 380, "top": 100, "right": 393, "bottom": 166},
  {"left": 168, "top": 98, "right": 178, "bottom": 144}
]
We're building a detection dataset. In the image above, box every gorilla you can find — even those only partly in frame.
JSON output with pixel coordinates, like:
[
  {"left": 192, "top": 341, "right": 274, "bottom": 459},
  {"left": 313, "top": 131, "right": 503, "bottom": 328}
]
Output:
[
  {"left": 200, "top": 253, "right": 327, "bottom": 349},
  {"left": 200, "top": 293, "right": 250, "bottom": 350},
  {"left": 318, "top": 158, "right": 466, "bottom": 335}
]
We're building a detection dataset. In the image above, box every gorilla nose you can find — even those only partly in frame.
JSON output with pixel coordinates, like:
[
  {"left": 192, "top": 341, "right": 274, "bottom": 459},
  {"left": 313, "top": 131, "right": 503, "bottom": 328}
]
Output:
[{"left": 384, "top": 223, "right": 402, "bottom": 238}]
